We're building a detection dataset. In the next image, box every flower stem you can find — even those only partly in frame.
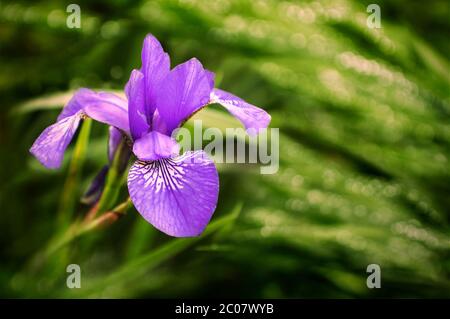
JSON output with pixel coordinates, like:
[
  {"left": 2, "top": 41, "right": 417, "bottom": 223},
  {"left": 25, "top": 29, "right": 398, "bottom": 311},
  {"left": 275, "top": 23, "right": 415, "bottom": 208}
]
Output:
[
  {"left": 57, "top": 118, "right": 92, "bottom": 226},
  {"left": 87, "top": 139, "right": 130, "bottom": 220},
  {"left": 45, "top": 198, "right": 132, "bottom": 259}
]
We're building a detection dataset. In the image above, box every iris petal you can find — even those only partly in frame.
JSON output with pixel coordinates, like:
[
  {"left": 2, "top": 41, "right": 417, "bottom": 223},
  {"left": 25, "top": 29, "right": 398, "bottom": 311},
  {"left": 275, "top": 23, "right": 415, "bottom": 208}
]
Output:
[
  {"left": 205, "top": 69, "right": 215, "bottom": 90},
  {"left": 132, "top": 131, "right": 180, "bottom": 161},
  {"left": 127, "top": 151, "right": 219, "bottom": 237},
  {"left": 57, "top": 88, "right": 93, "bottom": 121},
  {"left": 125, "top": 70, "right": 149, "bottom": 140},
  {"left": 140, "top": 34, "right": 171, "bottom": 120},
  {"left": 210, "top": 88, "right": 271, "bottom": 135},
  {"left": 58, "top": 89, "right": 129, "bottom": 135},
  {"left": 155, "top": 58, "right": 211, "bottom": 134},
  {"left": 30, "top": 111, "right": 83, "bottom": 169},
  {"left": 108, "top": 126, "right": 123, "bottom": 163},
  {"left": 83, "top": 92, "right": 129, "bottom": 133}
]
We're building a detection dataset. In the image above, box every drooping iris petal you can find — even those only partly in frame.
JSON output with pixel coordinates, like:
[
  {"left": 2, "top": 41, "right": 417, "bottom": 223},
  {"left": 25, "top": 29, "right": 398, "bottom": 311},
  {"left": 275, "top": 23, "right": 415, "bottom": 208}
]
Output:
[
  {"left": 155, "top": 58, "right": 211, "bottom": 134},
  {"left": 210, "top": 88, "right": 271, "bottom": 135},
  {"left": 127, "top": 151, "right": 219, "bottom": 237},
  {"left": 125, "top": 70, "right": 149, "bottom": 140},
  {"left": 140, "top": 34, "right": 170, "bottom": 120},
  {"left": 83, "top": 92, "right": 130, "bottom": 133},
  {"left": 57, "top": 88, "right": 93, "bottom": 121},
  {"left": 132, "top": 131, "right": 180, "bottom": 161},
  {"left": 108, "top": 126, "right": 123, "bottom": 162},
  {"left": 30, "top": 111, "right": 83, "bottom": 169},
  {"left": 58, "top": 89, "right": 129, "bottom": 131}
]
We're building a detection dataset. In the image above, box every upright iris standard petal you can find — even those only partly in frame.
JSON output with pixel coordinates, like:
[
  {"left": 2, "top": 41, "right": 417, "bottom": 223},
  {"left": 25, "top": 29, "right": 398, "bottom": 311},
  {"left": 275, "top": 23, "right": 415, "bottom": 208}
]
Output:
[
  {"left": 140, "top": 34, "right": 170, "bottom": 120},
  {"left": 125, "top": 70, "right": 149, "bottom": 140},
  {"left": 155, "top": 58, "right": 212, "bottom": 134},
  {"left": 30, "top": 111, "right": 83, "bottom": 169},
  {"left": 210, "top": 88, "right": 271, "bottom": 135},
  {"left": 127, "top": 151, "right": 219, "bottom": 237},
  {"left": 132, "top": 131, "right": 180, "bottom": 161}
]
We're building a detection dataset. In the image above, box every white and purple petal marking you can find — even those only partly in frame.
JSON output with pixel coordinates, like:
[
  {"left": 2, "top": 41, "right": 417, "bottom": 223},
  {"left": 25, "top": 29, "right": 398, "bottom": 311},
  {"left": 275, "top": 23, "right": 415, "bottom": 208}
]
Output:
[
  {"left": 30, "top": 111, "right": 83, "bottom": 169},
  {"left": 127, "top": 151, "right": 219, "bottom": 237}
]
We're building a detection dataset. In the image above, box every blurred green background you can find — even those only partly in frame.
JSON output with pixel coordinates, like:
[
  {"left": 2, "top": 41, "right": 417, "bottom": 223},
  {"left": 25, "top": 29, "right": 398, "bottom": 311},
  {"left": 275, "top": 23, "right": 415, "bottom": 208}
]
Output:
[{"left": 1, "top": 0, "right": 449, "bottom": 298}]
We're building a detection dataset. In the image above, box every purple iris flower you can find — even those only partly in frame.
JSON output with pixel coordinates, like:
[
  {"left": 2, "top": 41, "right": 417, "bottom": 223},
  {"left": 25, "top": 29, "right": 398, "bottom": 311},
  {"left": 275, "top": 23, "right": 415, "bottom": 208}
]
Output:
[{"left": 30, "top": 34, "right": 271, "bottom": 237}]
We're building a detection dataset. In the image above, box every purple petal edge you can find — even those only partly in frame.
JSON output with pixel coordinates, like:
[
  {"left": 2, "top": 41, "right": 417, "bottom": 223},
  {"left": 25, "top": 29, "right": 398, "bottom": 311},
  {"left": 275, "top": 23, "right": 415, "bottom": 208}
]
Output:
[
  {"left": 210, "top": 88, "right": 271, "bottom": 135},
  {"left": 30, "top": 111, "right": 83, "bottom": 169}
]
